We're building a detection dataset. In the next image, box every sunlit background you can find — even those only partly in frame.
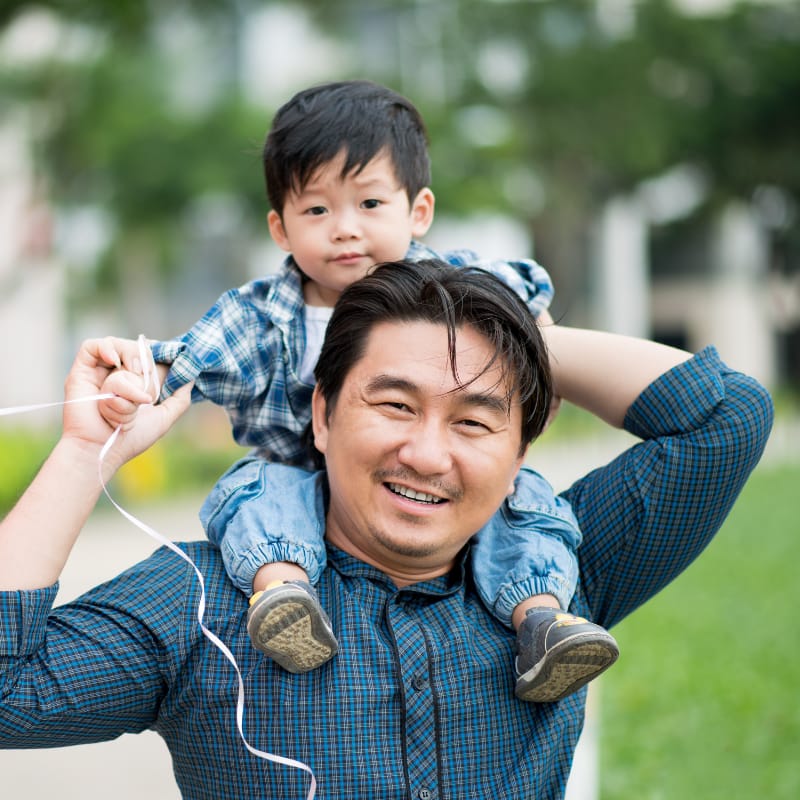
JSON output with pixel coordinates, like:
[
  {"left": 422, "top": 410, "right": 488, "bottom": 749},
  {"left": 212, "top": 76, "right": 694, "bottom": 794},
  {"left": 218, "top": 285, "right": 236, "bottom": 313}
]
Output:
[{"left": 1, "top": 1, "right": 798, "bottom": 798}]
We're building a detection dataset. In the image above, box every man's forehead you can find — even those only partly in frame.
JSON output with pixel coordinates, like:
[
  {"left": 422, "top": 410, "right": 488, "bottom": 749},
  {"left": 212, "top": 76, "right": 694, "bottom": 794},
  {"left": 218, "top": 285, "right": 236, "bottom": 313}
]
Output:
[{"left": 352, "top": 320, "right": 510, "bottom": 396}]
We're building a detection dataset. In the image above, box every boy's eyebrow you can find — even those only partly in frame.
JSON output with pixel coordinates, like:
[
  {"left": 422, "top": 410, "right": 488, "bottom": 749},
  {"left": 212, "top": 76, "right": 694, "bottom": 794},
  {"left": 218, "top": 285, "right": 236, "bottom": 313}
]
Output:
[{"left": 364, "top": 374, "right": 510, "bottom": 416}]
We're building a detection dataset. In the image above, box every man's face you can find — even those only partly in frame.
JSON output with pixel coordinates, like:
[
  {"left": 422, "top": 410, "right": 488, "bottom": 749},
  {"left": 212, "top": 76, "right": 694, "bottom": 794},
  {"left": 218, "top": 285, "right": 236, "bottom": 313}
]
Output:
[
  {"left": 312, "top": 320, "right": 527, "bottom": 585},
  {"left": 267, "top": 150, "right": 434, "bottom": 307}
]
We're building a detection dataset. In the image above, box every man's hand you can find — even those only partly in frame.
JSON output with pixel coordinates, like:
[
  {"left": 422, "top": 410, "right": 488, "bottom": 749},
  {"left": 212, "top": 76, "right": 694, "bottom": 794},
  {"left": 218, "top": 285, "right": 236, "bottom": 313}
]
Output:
[{"left": 64, "top": 338, "right": 191, "bottom": 477}]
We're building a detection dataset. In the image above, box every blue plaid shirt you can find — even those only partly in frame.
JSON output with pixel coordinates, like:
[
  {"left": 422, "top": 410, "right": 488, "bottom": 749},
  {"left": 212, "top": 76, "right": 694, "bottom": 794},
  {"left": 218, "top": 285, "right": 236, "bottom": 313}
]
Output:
[
  {"left": 151, "top": 242, "right": 554, "bottom": 467},
  {"left": 0, "top": 348, "right": 773, "bottom": 799}
]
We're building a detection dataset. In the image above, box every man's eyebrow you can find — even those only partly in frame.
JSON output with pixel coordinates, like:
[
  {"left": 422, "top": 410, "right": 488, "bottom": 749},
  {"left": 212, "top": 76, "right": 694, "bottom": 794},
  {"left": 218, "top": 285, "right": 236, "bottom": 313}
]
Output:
[
  {"left": 365, "top": 374, "right": 510, "bottom": 416},
  {"left": 459, "top": 391, "right": 511, "bottom": 417},
  {"left": 364, "top": 374, "right": 417, "bottom": 394}
]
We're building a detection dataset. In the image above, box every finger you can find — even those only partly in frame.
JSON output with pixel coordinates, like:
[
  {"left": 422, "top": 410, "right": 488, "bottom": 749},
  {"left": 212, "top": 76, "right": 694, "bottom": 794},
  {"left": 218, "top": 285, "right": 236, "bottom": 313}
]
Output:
[
  {"left": 159, "top": 382, "right": 192, "bottom": 426},
  {"left": 104, "top": 370, "right": 154, "bottom": 405},
  {"left": 97, "top": 337, "right": 124, "bottom": 369}
]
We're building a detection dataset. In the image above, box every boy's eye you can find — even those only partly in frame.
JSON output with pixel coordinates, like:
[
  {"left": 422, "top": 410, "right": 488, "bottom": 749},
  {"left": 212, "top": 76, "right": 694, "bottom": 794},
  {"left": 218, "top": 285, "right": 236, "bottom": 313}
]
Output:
[
  {"left": 361, "top": 198, "right": 382, "bottom": 210},
  {"left": 306, "top": 206, "right": 327, "bottom": 216}
]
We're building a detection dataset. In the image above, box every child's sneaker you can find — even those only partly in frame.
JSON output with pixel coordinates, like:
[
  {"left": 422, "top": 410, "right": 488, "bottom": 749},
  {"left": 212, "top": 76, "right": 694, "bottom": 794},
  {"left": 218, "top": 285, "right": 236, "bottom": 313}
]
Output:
[
  {"left": 514, "top": 608, "right": 619, "bottom": 702},
  {"left": 246, "top": 580, "right": 338, "bottom": 673}
]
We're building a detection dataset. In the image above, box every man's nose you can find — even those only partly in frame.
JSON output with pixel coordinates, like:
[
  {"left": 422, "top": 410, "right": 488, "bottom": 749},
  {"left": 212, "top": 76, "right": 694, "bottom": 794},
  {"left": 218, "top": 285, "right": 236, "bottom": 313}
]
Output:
[{"left": 397, "top": 420, "right": 454, "bottom": 475}]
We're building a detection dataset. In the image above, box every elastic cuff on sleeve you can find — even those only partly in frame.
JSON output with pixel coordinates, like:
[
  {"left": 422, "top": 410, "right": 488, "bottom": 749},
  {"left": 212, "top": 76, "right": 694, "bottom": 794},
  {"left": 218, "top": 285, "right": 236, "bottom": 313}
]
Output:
[
  {"left": 492, "top": 576, "right": 573, "bottom": 629},
  {"left": 221, "top": 541, "right": 326, "bottom": 595}
]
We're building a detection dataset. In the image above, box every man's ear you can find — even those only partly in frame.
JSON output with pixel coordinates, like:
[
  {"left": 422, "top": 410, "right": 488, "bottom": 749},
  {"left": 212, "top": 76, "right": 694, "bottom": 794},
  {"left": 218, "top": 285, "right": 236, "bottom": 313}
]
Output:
[
  {"left": 267, "top": 210, "right": 291, "bottom": 252},
  {"left": 507, "top": 451, "right": 528, "bottom": 496},
  {"left": 311, "top": 385, "right": 329, "bottom": 455},
  {"left": 410, "top": 188, "right": 435, "bottom": 238}
]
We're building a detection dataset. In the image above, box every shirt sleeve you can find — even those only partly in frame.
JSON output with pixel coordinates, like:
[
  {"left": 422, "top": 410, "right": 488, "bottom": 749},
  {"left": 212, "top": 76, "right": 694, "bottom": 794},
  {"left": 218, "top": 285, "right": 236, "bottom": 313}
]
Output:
[
  {"left": 561, "top": 346, "right": 774, "bottom": 629},
  {"left": 436, "top": 248, "right": 555, "bottom": 318},
  {"left": 0, "top": 548, "right": 194, "bottom": 748},
  {"left": 150, "top": 283, "right": 275, "bottom": 408}
]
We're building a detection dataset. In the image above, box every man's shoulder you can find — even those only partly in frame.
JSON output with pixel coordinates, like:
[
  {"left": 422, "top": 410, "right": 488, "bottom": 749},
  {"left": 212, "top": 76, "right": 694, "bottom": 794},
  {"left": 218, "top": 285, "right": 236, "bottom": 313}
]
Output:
[{"left": 115, "top": 540, "right": 240, "bottom": 613}]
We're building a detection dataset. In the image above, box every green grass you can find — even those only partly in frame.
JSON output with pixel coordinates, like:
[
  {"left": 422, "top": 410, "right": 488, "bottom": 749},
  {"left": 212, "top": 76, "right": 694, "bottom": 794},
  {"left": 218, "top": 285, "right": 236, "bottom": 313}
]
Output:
[{"left": 600, "top": 462, "right": 800, "bottom": 800}]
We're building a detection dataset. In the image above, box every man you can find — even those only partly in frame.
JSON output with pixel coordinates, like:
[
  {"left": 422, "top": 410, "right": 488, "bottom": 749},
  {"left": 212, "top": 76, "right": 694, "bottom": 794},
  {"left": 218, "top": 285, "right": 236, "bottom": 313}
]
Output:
[{"left": 0, "top": 260, "right": 773, "bottom": 799}]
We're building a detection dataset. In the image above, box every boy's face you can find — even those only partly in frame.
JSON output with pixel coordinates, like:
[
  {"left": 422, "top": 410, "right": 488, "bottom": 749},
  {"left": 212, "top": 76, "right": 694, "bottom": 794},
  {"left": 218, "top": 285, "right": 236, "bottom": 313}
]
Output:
[{"left": 268, "top": 150, "right": 434, "bottom": 306}]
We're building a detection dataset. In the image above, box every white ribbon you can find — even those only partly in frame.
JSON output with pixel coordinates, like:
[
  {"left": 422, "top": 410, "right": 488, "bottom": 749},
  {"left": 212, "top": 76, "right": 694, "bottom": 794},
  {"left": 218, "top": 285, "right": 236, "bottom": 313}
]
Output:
[{"left": 2, "top": 335, "right": 317, "bottom": 799}]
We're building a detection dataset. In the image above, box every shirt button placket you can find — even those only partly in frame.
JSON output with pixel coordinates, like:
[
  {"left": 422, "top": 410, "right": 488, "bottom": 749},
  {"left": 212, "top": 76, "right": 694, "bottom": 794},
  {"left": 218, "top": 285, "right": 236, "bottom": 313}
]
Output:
[{"left": 386, "top": 596, "right": 439, "bottom": 800}]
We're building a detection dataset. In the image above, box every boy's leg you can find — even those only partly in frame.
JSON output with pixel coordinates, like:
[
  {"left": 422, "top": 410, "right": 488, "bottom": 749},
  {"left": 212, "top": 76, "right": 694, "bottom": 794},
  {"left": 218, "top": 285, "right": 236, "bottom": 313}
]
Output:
[
  {"left": 201, "top": 457, "right": 338, "bottom": 672},
  {"left": 471, "top": 465, "right": 618, "bottom": 702}
]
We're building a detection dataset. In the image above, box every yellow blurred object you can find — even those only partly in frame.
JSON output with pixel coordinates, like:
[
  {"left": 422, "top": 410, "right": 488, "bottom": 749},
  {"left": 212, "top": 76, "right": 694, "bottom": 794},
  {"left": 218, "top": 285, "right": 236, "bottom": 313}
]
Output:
[{"left": 115, "top": 441, "right": 168, "bottom": 500}]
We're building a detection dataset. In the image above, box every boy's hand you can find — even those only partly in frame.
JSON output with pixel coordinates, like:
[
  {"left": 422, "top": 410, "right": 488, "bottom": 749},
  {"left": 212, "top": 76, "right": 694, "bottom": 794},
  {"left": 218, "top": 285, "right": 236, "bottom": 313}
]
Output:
[
  {"left": 99, "top": 369, "right": 157, "bottom": 431},
  {"left": 94, "top": 336, "right": 160, "bottom": 431}
]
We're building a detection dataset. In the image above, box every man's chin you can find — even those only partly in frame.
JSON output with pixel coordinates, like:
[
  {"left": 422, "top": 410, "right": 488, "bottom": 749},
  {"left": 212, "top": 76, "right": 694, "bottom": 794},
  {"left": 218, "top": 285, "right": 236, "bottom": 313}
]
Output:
[{"left": 370, "top": 526, "right": 439, "bottom": 559}]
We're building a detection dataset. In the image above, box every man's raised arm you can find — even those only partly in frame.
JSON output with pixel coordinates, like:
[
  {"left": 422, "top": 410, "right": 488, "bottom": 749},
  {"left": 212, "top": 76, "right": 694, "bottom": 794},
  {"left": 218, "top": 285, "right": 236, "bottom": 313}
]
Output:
[
  {"left": 0, "top": 338, "right": 191, "bottom": 590},
  {"left": 540, "top": 325, "right": 773, "bottom": 629}
]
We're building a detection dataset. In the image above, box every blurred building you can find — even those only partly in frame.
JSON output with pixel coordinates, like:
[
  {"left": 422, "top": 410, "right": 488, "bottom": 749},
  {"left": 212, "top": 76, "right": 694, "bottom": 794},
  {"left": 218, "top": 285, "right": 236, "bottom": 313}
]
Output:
[
  {"left": 0, "top": 111, "right": 65, "bottom": 414},
  {"left": 2, "top": 0, "right": 798, "bottom": 425}
]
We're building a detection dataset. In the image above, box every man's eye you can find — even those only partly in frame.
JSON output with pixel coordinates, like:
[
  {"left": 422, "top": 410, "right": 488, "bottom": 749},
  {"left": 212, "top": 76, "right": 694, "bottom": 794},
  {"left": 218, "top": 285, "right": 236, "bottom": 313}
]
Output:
[
  {"left": 459, "top": 419, "right": 490, "bottom": 431},
  {"left": 362, "top": 199, "right": 381, "bottom": 209}
]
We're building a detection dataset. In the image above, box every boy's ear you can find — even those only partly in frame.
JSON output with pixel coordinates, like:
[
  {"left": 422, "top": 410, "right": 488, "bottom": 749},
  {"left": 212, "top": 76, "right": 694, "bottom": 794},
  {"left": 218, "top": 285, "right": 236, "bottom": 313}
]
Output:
[
  {"left": 311, "top": 385, "right": 329, "bottom": 455},
  {"left": 410, "top": 188, "right": 435, "bottom": 238},
  {"left": 267, "top": 210, "right": 291, "bottom": 252}
]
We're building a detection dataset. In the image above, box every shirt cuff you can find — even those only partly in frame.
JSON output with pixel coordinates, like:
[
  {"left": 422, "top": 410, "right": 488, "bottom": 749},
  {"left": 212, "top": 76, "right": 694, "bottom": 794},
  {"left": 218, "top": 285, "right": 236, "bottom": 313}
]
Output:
[
  {"left": 623, "top": 345, "right": 726, "bottom": 439},
  {"left": 150, "top": 340, "right": 200, "bottom": 402},
  {"left": 0, "top": 585, "right": 58, "bottom": 657}
]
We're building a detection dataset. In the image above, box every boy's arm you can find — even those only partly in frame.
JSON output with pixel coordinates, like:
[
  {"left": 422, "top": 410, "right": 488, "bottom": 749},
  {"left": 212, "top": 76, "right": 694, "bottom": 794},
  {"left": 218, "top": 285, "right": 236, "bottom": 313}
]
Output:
[
  {"left": 430, "top": 247, "right": 555, "bottom": 319},
  {"left": 150, "top": 282, "right": 278, "bottom": 409}
]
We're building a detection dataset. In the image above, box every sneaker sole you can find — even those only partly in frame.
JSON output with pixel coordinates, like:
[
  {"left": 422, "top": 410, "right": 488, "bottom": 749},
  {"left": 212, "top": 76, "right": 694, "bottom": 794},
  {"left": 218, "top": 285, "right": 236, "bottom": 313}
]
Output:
[
  {"left": 247, "top": 590, "right": 338, "bottom": 674},
  {"left": 515, "top": 633, "right": 619, "bottom": 703}
]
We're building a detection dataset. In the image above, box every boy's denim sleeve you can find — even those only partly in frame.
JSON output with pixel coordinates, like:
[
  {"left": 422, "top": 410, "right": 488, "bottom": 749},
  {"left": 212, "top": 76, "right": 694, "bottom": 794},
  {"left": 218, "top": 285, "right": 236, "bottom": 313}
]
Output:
[
  {"left": 200, "top": 458, "right": 328, "bottom": 594},
  {"left": 470, "top": 465, "right": 581, "bottom": 627}
]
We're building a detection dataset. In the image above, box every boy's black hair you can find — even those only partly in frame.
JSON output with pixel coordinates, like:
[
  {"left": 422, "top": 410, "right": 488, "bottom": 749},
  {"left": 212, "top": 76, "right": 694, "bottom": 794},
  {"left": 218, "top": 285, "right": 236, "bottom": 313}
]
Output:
[
  {"left": 263, "top": 80, "right": 431, "bottom": 214},
  {"left": 313, "top": 259, "right": 553, "bottom": 463}
]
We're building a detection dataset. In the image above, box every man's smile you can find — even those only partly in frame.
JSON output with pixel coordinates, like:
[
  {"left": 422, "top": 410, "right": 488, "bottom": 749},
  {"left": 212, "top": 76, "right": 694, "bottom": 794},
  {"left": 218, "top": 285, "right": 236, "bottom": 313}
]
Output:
[{"left": 386, "top": 483, "right": 447, "bottom": 504}]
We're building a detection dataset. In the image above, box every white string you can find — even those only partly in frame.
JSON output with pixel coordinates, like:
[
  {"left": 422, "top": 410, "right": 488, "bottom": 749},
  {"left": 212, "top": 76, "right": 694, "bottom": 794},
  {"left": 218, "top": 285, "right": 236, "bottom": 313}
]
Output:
[
  {"left": 0, "top": 394, "right": 115, "bottom": 416},
  {"left": 1, "top": 336, "right": 317, "bottom": 800}
]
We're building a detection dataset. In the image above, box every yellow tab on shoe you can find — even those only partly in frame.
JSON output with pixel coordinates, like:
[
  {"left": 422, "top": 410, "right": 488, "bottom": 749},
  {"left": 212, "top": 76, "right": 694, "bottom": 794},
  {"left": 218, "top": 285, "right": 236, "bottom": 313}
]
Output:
[{"left": 555, "top": 613, "right": 588, "bottom": 626}]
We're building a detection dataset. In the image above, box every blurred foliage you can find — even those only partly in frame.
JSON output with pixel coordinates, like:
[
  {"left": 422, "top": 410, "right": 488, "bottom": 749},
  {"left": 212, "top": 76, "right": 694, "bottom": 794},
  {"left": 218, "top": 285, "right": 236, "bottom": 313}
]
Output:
[
  {"left": 0, "top": 423, "right": 245, "bottom": 516},
  {"left": 1, "top": 0, "right": 799, "bottom": 308},
  {"left": 0, "top": 428, "right": 55, "bottom": 517},
  {"left": 0, "top": 0, "right": 224, "bottom": 38}
]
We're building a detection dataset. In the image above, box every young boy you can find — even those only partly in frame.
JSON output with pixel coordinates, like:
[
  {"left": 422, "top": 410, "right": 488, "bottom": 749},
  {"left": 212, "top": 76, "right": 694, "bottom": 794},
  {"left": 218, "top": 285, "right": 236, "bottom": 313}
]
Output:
[{"left": 100, "top": 80, "right": 618, "bottom": 703}]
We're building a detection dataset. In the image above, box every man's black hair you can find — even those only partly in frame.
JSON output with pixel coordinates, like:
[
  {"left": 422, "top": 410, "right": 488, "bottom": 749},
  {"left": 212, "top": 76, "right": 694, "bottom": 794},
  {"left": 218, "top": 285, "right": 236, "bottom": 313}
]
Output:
[{"left": 311, "top": 259, "right": 553, "bottom": 466}]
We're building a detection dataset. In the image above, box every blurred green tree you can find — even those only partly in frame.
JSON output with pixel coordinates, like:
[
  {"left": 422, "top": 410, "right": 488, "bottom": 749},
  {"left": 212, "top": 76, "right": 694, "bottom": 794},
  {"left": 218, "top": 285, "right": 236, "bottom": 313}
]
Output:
[{"left": 2, "top": 0, "right": 798, "bottom": 317}]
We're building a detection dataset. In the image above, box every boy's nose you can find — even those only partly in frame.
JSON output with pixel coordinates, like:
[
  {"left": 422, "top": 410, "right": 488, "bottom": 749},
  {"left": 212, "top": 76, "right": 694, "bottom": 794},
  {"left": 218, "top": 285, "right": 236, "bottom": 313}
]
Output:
[{"left": 331, "top": 210, "right": 361, "bottom": 241}]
